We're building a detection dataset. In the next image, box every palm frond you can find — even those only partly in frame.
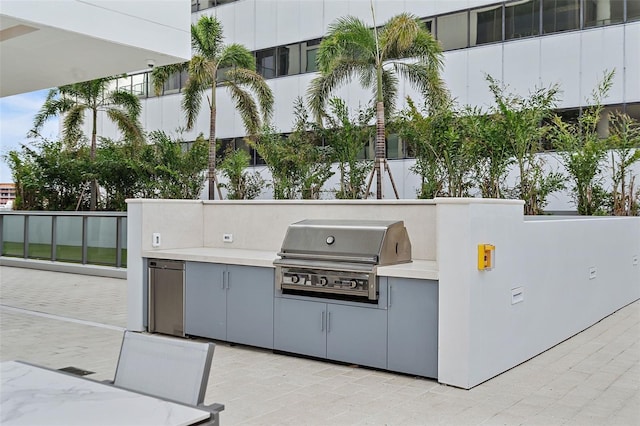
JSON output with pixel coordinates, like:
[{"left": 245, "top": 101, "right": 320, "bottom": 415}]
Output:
[
  {"left": 225, "top": 68, "right": 274, "bottom": 122},
  {"left": 318, "top": 16, "right": 376, "bottom": 73},
  {"left": 32, "top": 89, "right": 68, "bottom": 132},
  {"left": 219, "top": 44, "right": 256, "bottom": 70},
  {"left": 106, "top": 108, "right": 144, "bottom": 145},
  {"left": 151, "top": 62, "right": 189, "bottom": 96},
  {"left": 379, "top": 13, "right": 421, "bottom": 59},
  {"left": 307, "top": 62, "right": 361, "bottom": 122},
  {"left": 189, "top": 55, "right": 216, "bottom": 88},
  {"left": 192, "top": 15, "right": 224, "bottom": 59},
  {"left": 61, "top": 104, "right": 87, "bottom": 145},
  {"left": 107, "top": 90, "right": 141, "bottom": 120},
  {"left": 182, "top": 75, "right": 206, "bottom": 130},
  {"left": 226, "top": 81, "right": 261, "bottom": 135},
  {"left": 380, "top": 68, "right": 399, "bottom": 116},
  {"left": 392, "top": 62, "right": 447, "bottom": 107}
]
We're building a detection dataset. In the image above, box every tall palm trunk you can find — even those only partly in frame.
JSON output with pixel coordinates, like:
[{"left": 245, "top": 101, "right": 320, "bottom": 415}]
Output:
[
  {"left": 208, "top": 85, "right": 217, "bottom": 200},
  {"left": 90, "top": 108, "right": 98, "bottom": 210},
  {"left": 375, "top": 62, "right": 385, "bottom": 199},
  {"left": 375, "top": 101, "right": 385, "bottom": 199}
]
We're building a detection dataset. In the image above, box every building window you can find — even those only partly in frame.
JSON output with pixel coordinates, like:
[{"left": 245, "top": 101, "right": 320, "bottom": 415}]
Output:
[
  {"left": 627, "top": 0, "right": 640, "bottom": 21},
  {"left": 256, "top": 48, "right": 276, "bottom": 79},
  {"left": 437, "top": 11, "right": 469, "bottom": 51},
  {"left": 542, "top": 0, "right": 580, "bottom": 34},
  {"left": 421, "top": 17, "right": 436, "bottom": 35},
  {"left": 584, "top": 0, "right": 625, "bottom": 27},
  {"left": 277, "top": 44, "right": 301, "bottom": 77},
  {"left": 163, "top": 71, "right": 182, "bottom": 95},
  {"left": 471, "top": 4, "right": 504, "bottom": 46},
  {"left": 301, "top": 39, "right": 321, "bottom": 73},
  {"left": 506, "top": 0, "right": 541, "bottom": 39}
]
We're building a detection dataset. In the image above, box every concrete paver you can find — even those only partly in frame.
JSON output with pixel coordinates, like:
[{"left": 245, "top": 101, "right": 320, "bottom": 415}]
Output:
[{"left": 1, "top": 266, "right": 638, "bottom": 425}]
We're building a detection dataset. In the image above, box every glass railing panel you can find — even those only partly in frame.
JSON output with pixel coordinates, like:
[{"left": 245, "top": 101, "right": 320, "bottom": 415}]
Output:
[
  {"left": 56, "top": 216, "right": 83, "bottom": 263},
  {"left": 87, "top": 216, "right": 118, "bottom": 266},
  {"left": 27, "top": 216, "right": 52, "bottom": 260},
  {"left": 120, "top": 218, "right": 128, "bottom": 268},
  {"left": 2, "top": 215, "right": 24, "bottom": 257}
]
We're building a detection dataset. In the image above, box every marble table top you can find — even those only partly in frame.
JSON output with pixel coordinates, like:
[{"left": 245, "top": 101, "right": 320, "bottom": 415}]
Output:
[{"left": 0, "top": 361, "right": 211, "bottom": 426}]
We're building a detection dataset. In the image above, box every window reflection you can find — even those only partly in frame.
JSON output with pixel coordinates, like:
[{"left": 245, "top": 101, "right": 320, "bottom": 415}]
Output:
[
  {"left": 437, "top": 11, "right": 469, "bottom": 50},
  {"left": 506, "top": 0, "right": 541, "bottom": 39},
  {"left": 256, "top": 48, "right": 276, "bottom": 79},
  {"left": 277, "top": 44, "right": 301, "bottom": 76},
  {"left": 584, "top": 0, "right": 624, "bottom": 27},
  {"left": 471, "top": 4, "right": 503, "bottom": 46},
  {"left": 543, "top": 0, "right": 580, "bottom": 34},
  {"left": 301, "top": 39, "right": 321, "bottom": 73}
]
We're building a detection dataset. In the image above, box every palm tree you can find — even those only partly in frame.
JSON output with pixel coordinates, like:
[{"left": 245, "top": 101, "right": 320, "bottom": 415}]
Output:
[
  {"left": 152, "top": 15, "right": 273, "bottom": 200},
  {"left": 32, "top": 76, "right": 143, "bottom": 210},
  {"left": 308, "top": 12, "right": 445, "bottom": 199}
]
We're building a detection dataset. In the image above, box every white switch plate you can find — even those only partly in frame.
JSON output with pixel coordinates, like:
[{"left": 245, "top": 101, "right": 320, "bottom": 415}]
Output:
[
  {"left": 589, "top": 267, "right": 597, "bottom": 280},
  {"left": 152, "top": 233, "right": 161, "bottom": 248},
  {"left": 223, "top": 233, "right": 233, "bottom": 243},
  {"left": 511, "top": 287, "right": 524, "bottom": 305}
]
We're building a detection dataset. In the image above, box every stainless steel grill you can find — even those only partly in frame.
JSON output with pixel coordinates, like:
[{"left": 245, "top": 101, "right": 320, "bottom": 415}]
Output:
[{"left": 274, "top": 219, "right": 412, "bottom": 301}]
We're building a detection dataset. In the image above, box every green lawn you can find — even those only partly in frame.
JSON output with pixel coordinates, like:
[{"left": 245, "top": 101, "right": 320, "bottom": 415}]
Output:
[{"left": 2, "top": 242, "right": 127, "bottom": 267}]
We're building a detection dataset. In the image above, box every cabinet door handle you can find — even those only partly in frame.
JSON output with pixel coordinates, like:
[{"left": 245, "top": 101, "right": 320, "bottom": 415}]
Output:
[
  {"left": 226, "top": 271, "right": 230, "bottom": 289},
  {"left": 327, "top": 311, "right": 331, "bottom": 333},
  {"left": 221, "top": 271, "right": 225, "bottom": 289},
  {"left": 389, "top": 285, "right": 392, "bottom": 308},
  {"left": 321, "top": 311, "right": 325, "bottom": 331}
]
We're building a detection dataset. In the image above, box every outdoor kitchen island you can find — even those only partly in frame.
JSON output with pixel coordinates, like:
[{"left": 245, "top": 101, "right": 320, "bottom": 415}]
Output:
[
  {"left": 127, "top": 199, "right": 639, "bottom": 389},
  {"left": 141, "top": 245, "right": 439, "bottom": 378}
]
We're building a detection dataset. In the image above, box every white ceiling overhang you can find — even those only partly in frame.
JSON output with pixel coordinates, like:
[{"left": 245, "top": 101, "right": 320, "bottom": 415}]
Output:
[{"left": 0, "top": 1, "right": 191, "bottom": 97}]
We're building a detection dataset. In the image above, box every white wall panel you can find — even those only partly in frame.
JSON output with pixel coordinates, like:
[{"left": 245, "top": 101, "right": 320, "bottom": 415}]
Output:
[
  {"left": 466, "top": 44, "right": 502, "bottom": 108},
  {"left": 349, "top": 0, "right": 376, "bottom": 26},
  {"left": 276, "top": 1, "right": 301, "bottom": 45},
  {"left": 623, "top": 23, "right": 640, "bottom": 103},
  {"left": 230, "top": 0, "right": 256, "bottom": 48},
  {"left": 298, "top": 0, "right": 326, "bottom": 40},
  {"left": 442, "top": 50, "right": 469, "bottom": 105},
  {"left": 323, "top": 0, "right": 350, "bottom": 29},
  {"left": 540, "top": 33, "right": 581, "bottom": 108},
  {"left": 431, "top": 0, "right": 468, "bottom": 15},
  {"left": 374, "top": 0, "right": 407, "bottom": 24},
  {"left": 404, "top": 0, "right": 438, "bottom": 18},
  {"left": 254, "top": 0, "right": 278, "bottom": 49},
  {"left": 160, "top": 95, "right": 186, "bottom": 135},
  {"left": 580, "top": 27, "right": 625, "bottom": 105},
  {"left": 215, "top": 89, "right": 241, "bottom": 138},
  {"left": 272, "top": 77, "right": 304, "bottom": 132},
  {"left": 503, "top": 38, "right": 541, "bottom": 98}
]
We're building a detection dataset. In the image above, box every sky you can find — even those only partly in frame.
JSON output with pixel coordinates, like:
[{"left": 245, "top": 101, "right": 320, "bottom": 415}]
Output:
[{"left": 0, "top": 89, "right": 59, "bottom": 183}]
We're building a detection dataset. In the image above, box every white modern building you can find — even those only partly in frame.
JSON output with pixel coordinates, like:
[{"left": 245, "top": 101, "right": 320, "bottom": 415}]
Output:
[{"left": 96, "top": 0, "right": 640, "bottom": 206}]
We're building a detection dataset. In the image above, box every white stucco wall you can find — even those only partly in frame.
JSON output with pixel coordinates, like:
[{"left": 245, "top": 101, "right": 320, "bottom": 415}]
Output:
[{"left": 436, "top": 198, "right": 640, "bottom": 388}]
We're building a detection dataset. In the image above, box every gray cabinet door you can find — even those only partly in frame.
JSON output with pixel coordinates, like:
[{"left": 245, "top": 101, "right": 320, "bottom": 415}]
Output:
[
  {"left": 185, "top": 262, "right": 227, "bottom": 340},
  {"left": 274, "top": 297, "right": 326, "bottom": 358},
  {"left": 326, "top": 303, "right": 388, "bottom": 369},
  {"left": 226, "top": 265, "right": 274, "bottom": 349},
  {"left": 387, "top": 278, "right": 438, "bottom": 378}
]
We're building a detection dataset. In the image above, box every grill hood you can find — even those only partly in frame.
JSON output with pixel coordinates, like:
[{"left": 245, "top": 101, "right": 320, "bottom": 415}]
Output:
[{"left": 274, "top": 219, "right": 412, "bottom": 266}]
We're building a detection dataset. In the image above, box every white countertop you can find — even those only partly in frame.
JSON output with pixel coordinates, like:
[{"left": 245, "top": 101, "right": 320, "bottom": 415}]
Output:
[
  {"left": 1, "top": 361, "right": 210, "bottom": 426},
  {"left": 143, "top": 248, "right": 439, "bottom": 280}
]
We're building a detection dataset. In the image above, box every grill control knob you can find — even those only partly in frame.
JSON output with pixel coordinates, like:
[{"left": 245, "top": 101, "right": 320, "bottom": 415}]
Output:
[
  {"left": 350, "top": 279, "right": 358, "bottom": 289},
  {"left": 290, "top": 275, "right": 300, "bottom": 284},
  {"left": 319, "top": 277, "right": 328, "bottom": 286}
]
